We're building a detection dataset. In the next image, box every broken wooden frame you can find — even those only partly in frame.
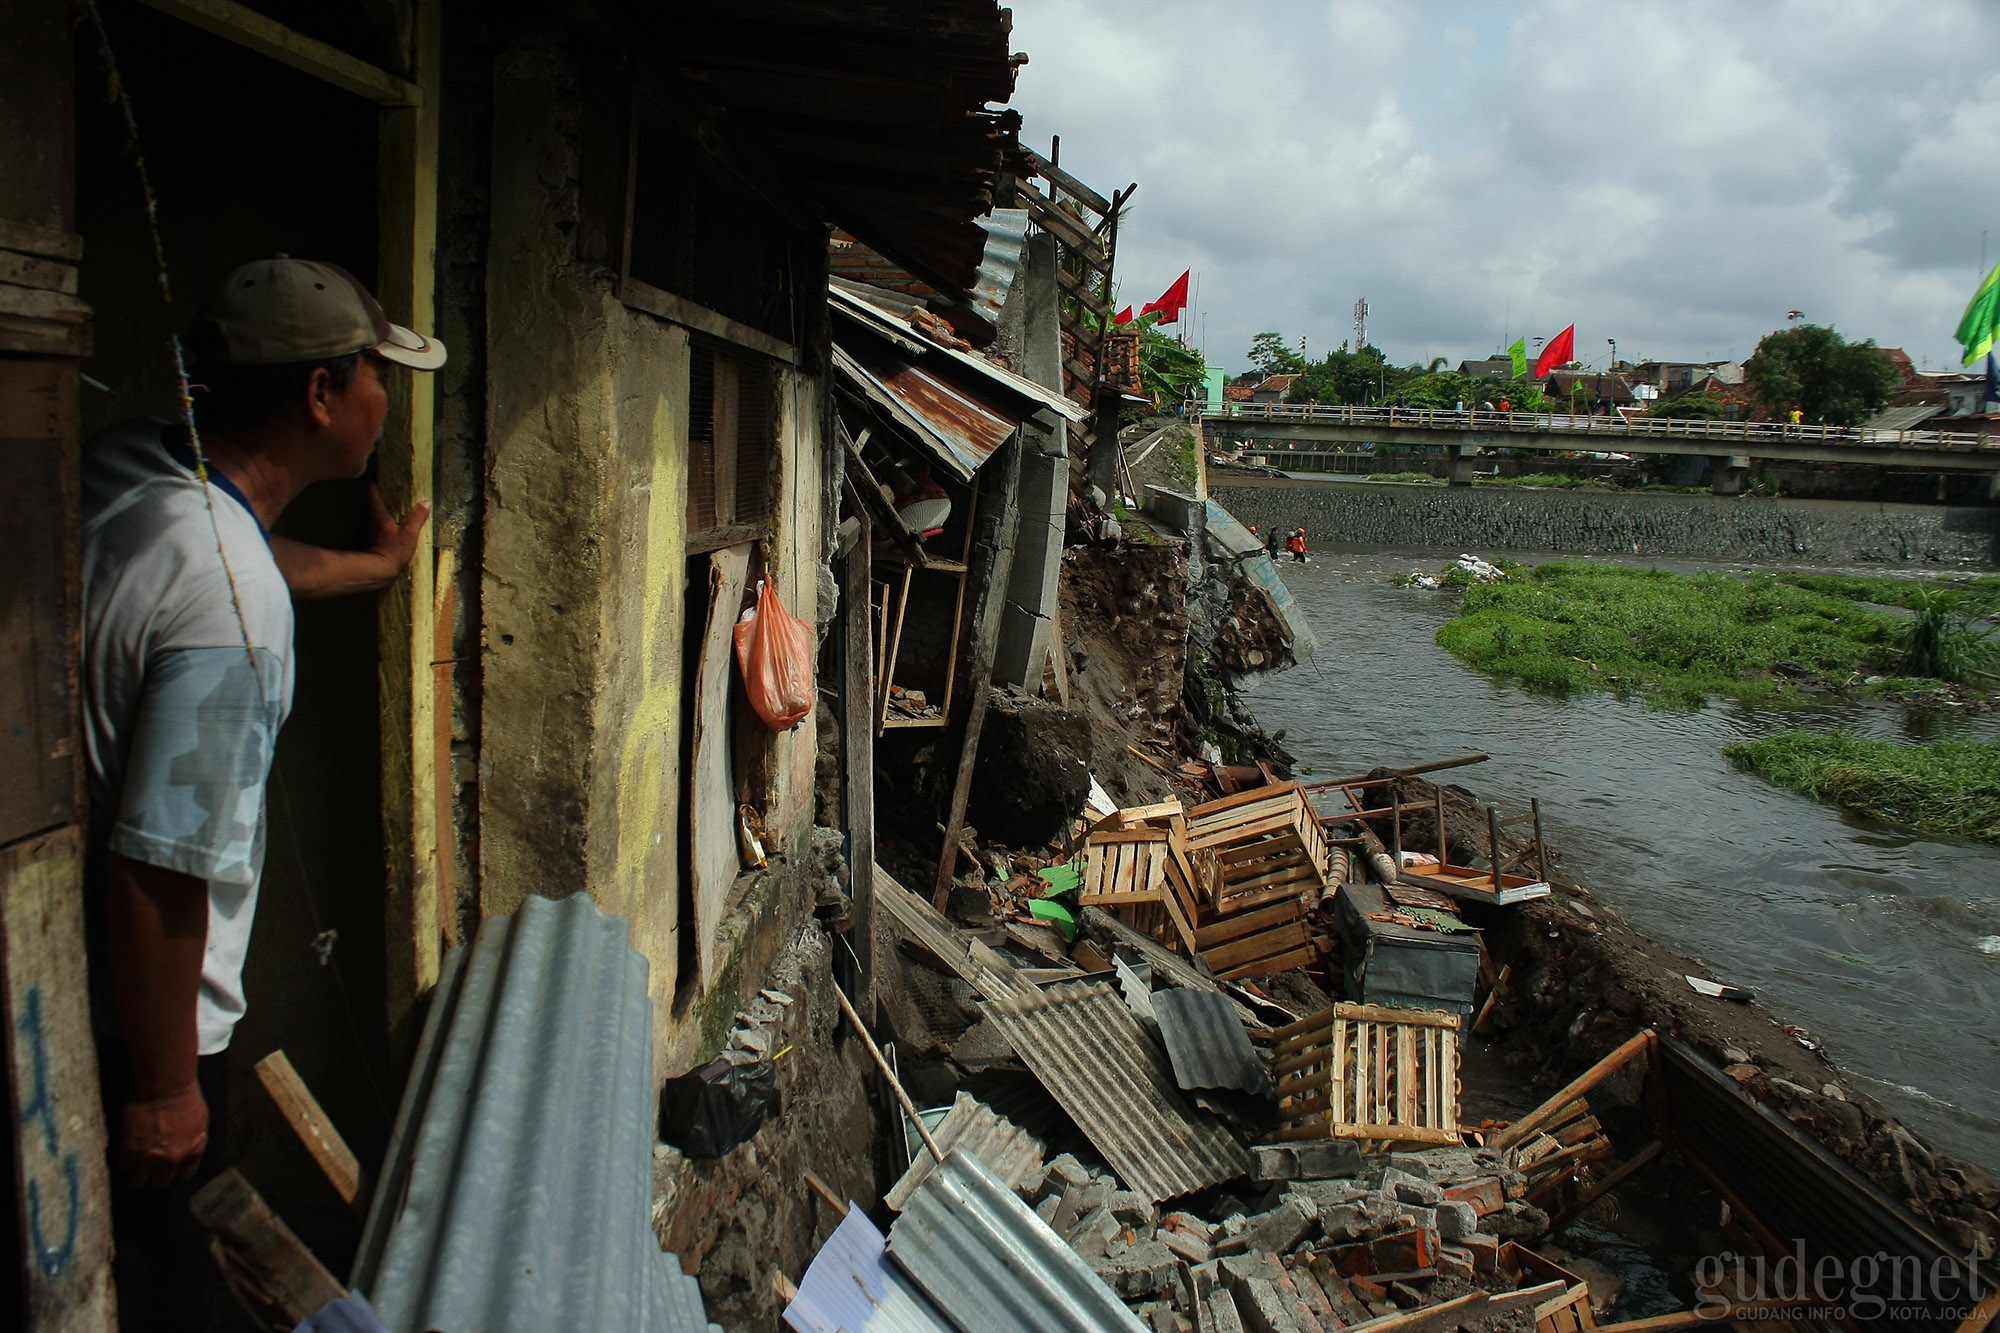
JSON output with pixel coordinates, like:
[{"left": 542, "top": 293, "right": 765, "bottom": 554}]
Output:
[{"left": 1269, "top": 1001, "right": 1463, "bottom": 1146}]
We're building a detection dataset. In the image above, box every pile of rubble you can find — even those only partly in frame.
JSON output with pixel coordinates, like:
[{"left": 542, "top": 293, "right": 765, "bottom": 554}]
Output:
[{"left": 1028, "top": 1142, "right": 1557, "bottom": 1331}]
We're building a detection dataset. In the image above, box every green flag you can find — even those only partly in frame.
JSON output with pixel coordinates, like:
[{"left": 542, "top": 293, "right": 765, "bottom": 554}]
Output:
[
  {"left": 1956, "top": 261, "right": 2000, "bottom": 366},
  {"left": 1508, "top": 336, "right": 1527, "bottom": 379}
]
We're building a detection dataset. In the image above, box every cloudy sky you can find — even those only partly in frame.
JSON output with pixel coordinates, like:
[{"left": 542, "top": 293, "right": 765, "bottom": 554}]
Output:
[{"left": 1003, "top": 1, "right": 2000, "bottom": 378}]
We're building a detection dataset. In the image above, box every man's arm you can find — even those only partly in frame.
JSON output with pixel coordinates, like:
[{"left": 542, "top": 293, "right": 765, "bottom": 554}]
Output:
[
  {"left": 103, "top": 851, "right": 209, "bottom": 1189},
  {"left": 272, "top": 483, "right": 430, "bottom": 599}
]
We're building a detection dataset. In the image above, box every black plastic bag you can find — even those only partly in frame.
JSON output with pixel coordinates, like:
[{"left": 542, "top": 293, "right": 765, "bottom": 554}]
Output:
[{"left": 658, "top": 1056, "right": 778, "bottom": 1158}]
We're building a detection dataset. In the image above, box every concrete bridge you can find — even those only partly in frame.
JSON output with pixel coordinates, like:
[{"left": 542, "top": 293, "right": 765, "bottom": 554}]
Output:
[{"left": 1200, "top": 403, "right": 2000, "bottom": 493}]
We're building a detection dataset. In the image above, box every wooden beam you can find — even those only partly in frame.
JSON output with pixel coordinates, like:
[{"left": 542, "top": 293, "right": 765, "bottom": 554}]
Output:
[
  {"left": 841, "top": 489, "right": 877, "bottom": 1022},
  {"left": 137, "top": 0, "right": 420, "bottom": 106},
  {"left": 253, "top": 1051, "right": 372, "bottom": 1215},
  {"left": 190, "top": 1169, "right": 345, "bottom": 1322},
  {"left": 617, "top": 275, "right": 798, "bottom": 366},
  {"left": 1548, "top": 1138, "right": 1665, "bottom": 1232},
  {"left": 1, "top": 828, "right": 116, "bottom": 1324},
  {"left": 931, "top": 436, "right": 1022, "bottom": 909},
  {"left": 1054, "top": 264, "right": 1110, "bottom": 320},
  {"left": 431, "top": 547, "right": 458, "bottom": 951},
  {"left": 1022, "top": 147, "right": 1111, "bottom": 217},
  {"left": 1491, "top": 1031, "right": 1655, "bottom": 1151},
  {"left": 376, "top": 0, "right": 442, "bottom": 1054}
]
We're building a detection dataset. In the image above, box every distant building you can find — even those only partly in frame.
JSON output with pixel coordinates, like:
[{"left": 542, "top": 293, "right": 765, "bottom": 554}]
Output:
[
  {"left": 1458, "top": 357, "right": 1515, "bottom": 379},
  {"left": 1250, "top": 373, "right": 1300, "bottom": 403}
]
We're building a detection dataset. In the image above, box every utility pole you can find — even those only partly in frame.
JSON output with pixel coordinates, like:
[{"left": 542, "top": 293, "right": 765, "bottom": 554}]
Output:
[{"left": 1353, "top": 297, "right": 1368, "bottom": 353}]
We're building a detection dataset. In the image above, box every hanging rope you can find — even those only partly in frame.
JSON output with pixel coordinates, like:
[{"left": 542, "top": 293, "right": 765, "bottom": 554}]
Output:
[{"left": 82, "top": 0, "right": 258, "bottom": 670}]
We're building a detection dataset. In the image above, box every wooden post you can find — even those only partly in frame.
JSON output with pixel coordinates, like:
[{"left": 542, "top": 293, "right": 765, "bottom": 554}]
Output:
[
  {"left": 932, "top": 435, "right": 1022, "bottom": 909},
  {"left": 1489, "top": 806, "right": 1502, "bottom": 895},
  {"left": 190, "top": 1169, "right": 344, "bottom": 1322},
  {"left": 375, "top": 0, "right": 443, "bottom": 1051},
  {"left": 253, "top": 1051, "right": 372, "bottom": 1215},
  {"left": 841, "top": 481, "right": 877, "bottom": 1022}
]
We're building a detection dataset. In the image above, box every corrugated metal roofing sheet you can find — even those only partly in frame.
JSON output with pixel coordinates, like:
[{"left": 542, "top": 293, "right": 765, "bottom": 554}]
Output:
[
  {"left": 970, "top": 208, "right": 1030, "bottom": 326},
  {"left": 1151, "top": 988, "right": 1271, "bottom": 1095},
  {"left": 832, "top": 284, "right": 1088, "bottom": 425},
  {"left": 888, "top": 1149, "right": 1148, "bottom": 1333},
  {"left": 351, "top": 894, "right": 717, "bottom": 1333},
  {"left": 886, "top": 1092, "right": 1044, "bottom": 1211},
  {"left": 983, "top": 982, "right": 1253, "bottom": 1202},
  {"left": 785, "top": 1205, "right": 954, "bottom": 1333},
  {"left": 837, "top": 341, "right": 1016, "bottom": 479}
]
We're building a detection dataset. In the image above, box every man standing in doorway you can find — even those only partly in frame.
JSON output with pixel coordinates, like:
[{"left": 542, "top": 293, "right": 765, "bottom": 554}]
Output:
[{"left": 82, "top": 258, "right": 443, "bottom": 1327}]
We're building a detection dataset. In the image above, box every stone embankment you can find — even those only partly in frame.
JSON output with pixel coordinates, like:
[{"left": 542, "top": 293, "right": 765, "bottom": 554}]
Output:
[{"left": 1213, "top": 479, "right": 2000, "bottom": 565}]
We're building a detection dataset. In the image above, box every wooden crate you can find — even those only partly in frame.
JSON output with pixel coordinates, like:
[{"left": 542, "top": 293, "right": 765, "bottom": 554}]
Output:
[
  {"left": 1186, "top": 782, "right": 1330, "bottom": 913},
  {"left": 1268, "top": 1002, "right": 1461, "bottom": 1146},
  {"left": 1081, "top": 823, "right": 1197, "bottom": 954}
]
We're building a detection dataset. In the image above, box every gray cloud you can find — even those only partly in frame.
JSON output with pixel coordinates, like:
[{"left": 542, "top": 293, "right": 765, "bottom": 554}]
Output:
[{"left": 1006, "top": 0, "right": 2000, "bottom": 375}]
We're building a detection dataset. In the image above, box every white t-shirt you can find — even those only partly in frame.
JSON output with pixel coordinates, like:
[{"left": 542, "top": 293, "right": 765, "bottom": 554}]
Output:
[{"left": 82, "top": 420, "right": 295, "bottom": 1055}]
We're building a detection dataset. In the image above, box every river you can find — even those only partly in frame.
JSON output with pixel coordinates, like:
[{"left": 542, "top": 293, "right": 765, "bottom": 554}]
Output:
[{"left": 1244, "top": 543, "right": 2000, "bottom": 1173}]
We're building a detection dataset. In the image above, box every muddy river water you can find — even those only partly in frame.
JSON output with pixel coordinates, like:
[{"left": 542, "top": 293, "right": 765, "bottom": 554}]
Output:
[{"left": 1245, "top": 544, "right": 2000, "bottom": 1173}]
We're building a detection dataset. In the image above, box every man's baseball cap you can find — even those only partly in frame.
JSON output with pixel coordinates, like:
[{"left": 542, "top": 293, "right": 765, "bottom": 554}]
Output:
[{"left": 193, "top": 256, "right": 446, "bottom": 371}]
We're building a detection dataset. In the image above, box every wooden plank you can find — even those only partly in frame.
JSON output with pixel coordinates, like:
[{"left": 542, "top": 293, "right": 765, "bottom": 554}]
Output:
[
  {"left": 1, "top": 828, "right": 115, "bottom": 1326},
  {"left": 189, "top": 1169, "right": 344, "bottom": 1321},
  {"left": 1190, "top": 780, "right": 1306, "bottom": 820},
  {"left": 0, "top": 359, "right": 81, "bottom": 845},
  {"left": 843, "top": 499, "right": 876, "bottom": 1020},
  {"left": 1492, "top": 1032, "right": 1655, "bottom": 1152},
  {"left": 0, "top": 251, "right": 77, "bottom": 294},
  {"left": 431, "top": 548, "right": 458, "bottom": 950},
  {"left": 1200, "top": 920, "right": 1312, "bottom": 973},
  {"left": 1193, "top": 898, "right": 1304, "bottom": 950},
  {"left": 0, "top": 283, "right": 88, "bottom": 324},
  {"left": 618, "top": 273, "right": 798, "bottom": 366},
  {"left": 932, "top": 435, "right": 1021, "bottom": 909},
  {"left": 376, "top": 0, "right": 441, "bottom": 1055},
  {"left": 253, "top": 1051, "right": 371, "bottom": 1214},
  {"left": 1024, "top": 147, "right": 1113, "bottom": 216},
  {"left": 692, "top": 544, "right": 753, "bottom": 981},
  {"left": 1053, "top": 263, "right": 1110, "bottom": 320},
  {"left": 1215, "top": 943, "right": 1317, "bottom": 982},
  {"left": 1015, "top": 179, "right": 1106, "bottom": 260},
  {"left": 0, "top": 220, "right": 82, "bottom": 262},
  {"left": 137, "top": 0, "right": 420, "bottom": 105},
  {"left": 1397, "top": 1024, "right": 1418, "bottom": 1129}
]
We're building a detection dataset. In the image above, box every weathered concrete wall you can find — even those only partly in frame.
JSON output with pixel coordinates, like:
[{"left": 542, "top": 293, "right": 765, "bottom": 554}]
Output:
[
  {"left": 1214, "top": 480, "right": 2000, "bottom": 566},
  {"left": 480, "top": 45, "right": 825, "bottom": 1084},
  {"left": 992, "top": 233, "right": 1066, "bottom": 692}
]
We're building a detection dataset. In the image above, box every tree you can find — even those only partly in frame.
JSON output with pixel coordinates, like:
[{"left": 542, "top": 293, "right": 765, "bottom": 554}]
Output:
[
  {"left": 1246, "top": 331, "right": 1306, "bottom": 378},
  {"left": 1138, "top": 323, "right": 1207, "bottom": 409},
  {"left": 1745, "top": 324, "right": 1900, "bottom": 425}
]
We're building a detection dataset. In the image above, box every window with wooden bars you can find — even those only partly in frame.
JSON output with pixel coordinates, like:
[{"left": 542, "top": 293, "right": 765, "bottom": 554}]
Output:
[{"left": 687, "top": 339, "right": 776, "bottom": 549}]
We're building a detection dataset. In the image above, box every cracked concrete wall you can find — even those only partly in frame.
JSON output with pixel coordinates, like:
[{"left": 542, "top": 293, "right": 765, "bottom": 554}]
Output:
[
  {"left": 479, "top": 45, "right": 824, "bottom": 1084},
  {"left": 992, "top": 233, "right": 1067, "bottom": 690}
]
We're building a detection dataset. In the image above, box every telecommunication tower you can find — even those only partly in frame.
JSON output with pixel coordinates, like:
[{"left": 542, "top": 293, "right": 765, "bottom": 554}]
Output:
[{"left": 1352, "top": 297, "right": 1369, "bottom": 353}]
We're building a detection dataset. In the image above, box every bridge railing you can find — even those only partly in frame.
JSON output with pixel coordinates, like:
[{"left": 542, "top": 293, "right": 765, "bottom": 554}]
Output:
[{"left": 1202, "top": 402, "right": 1996, "bottom": 451}]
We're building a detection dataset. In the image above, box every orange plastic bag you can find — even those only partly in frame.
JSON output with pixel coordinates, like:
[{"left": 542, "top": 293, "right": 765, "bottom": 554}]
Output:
[{"left": 732, "top": 579, "right": 815, "bottom": 731}]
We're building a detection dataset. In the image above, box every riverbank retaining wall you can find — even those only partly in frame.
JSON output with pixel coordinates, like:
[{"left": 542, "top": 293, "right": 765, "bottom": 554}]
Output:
[{"left": 1212, "top": 480, "right": 2000, "bottom": 566}]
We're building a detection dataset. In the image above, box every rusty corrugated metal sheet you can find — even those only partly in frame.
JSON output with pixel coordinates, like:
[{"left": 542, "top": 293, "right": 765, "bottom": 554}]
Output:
[
  {"left": 983, "top": 982, "right": 1253, "bottom": 1202},
  {"left": 836, "top": 341, "right": 1016, "bottom": 479},
  {"left": 1151, "top": 988, "right": 1271, "bottom": 1095},
  {"left": 886, "top": 1092, "right": 1044, "bottom": 1211},
  {"left": 351, "top": 895, "right": 716, "bottom": 1332},
  {"left": 887, "top": 1149, "right": 1147, "bottom": 1333},
  {"left": 1659, "top": 1038, "right": 1988, "bottom": 1333},
  {"left": 831, "top": 283, "right": 1088, "bottom": 424}
]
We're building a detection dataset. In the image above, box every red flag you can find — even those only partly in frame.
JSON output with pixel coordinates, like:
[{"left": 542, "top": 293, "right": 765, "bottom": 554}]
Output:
[
  {"left": 1114, "top": 306, "right": 1134, "bottom": 325},
  {"left": 1140, "top": 269, "right": 1191, "bottom": 324},
  {"left": 1533, "top": 324, "right": 1575, "bottom": 378}
]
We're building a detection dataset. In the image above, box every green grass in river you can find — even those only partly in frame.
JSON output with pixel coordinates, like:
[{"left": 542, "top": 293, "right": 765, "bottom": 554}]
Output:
[
  {"left": 1774, "top": 572, "right": 2000, "bottom": 619},
  {"left": 1724, "top": 731, "right": 2000, "bottom": 844},
  {"left": 1434, "top": 562, "right": 1908, "bottom": 708}
]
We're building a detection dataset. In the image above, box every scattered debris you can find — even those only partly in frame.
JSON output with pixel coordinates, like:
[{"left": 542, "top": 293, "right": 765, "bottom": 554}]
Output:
[{"left": 1684, "top": 974, "right": 1755, "bottom": 1003}]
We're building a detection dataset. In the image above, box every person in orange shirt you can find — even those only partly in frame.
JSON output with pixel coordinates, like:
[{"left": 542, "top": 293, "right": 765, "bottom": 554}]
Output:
[{"left": 1286, "top": 528, "right": 1309, "bottom": 562}]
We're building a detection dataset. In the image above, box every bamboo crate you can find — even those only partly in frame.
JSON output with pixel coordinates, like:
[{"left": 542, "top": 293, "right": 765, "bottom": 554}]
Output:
[{"left": 1268, "top": 1002, "right": 1461, "bottom": 1146}]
